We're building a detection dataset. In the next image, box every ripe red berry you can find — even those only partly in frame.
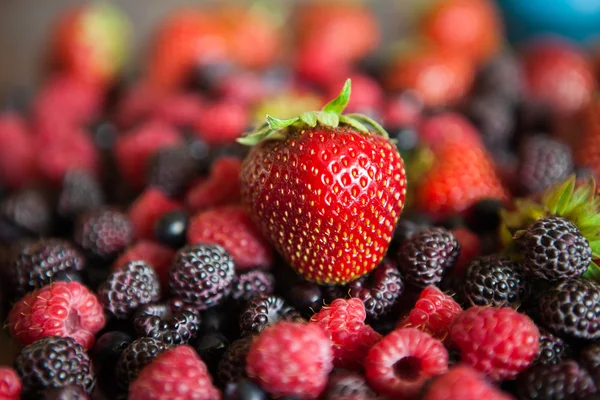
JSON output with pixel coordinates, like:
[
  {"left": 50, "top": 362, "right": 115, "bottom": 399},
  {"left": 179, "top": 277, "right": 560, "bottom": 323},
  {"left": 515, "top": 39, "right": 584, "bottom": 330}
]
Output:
[
  {"left": 185, "top": 156, "right": 242, "bottom": 212},
  {"left": 451, "top": 227, "right": 482, "bottom": 272},
  {"left": 113, "top": 240, "right": 175, "bottom": 293},
  {"left": 417, "top": 112, "right": 482, "bottom": 151},
  {"left": 152, "top": 92, "right": 204, "bottom": 128},
  {"left": 450, "top": 306, "right": 540, "bottom": 380},
  {"left": 128, "top": 188, "right": 181, "bottom": 240},
  {"left": 195, "top": 100, "right": 249, "bottom": 145},
  {"left": 8, "top": 281, "right": 105, "bottom": 349},
  {"left": 422, "top": 365, "right": 513, "bottom": 400},
  {"left": 0, "top": 112, "right": 38, "bottom": 190},
  {"left": 0, "top": 367, "right": 22, "bottom": 400}
]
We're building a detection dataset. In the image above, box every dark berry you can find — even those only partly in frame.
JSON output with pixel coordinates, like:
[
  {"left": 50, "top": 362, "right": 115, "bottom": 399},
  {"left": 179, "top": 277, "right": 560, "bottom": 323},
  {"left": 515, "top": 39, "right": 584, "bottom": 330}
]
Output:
[
  {"left": 397, "top": 227, "right": 460, "bottom": 288},
  {"left": 516, "top": 361, "right": 596, "bottom": 400},
  {"left": 133, "top": 303, "right": 200, "bottom": 345},
  {"left": 232, "top": 270, "right": 275, "bottom": 302},
  {"left": 154, "top": 210, "right": 188, "bottom": 248},
  {"left": 539, "top": 279, "right": 600, "bottom": 340},
  {"left": 533, "top": 329, "right": 570, "bottom": 366},
  {"left": 322, "top": 284, "right": 349, "bottom": 304},
  {"left": 388, "top": 126, "right": 418, "bottom": 153},
  {"left": 387, "top": 213, "right": 432, "bottom": 258},
  {"left": 74, "top": 207, "right": 133, "bottom": 260},
  {"left": 463, "top": 255, "right": 526, "bottom": 307},
  {"left": 89, "top": 120, "right": 117, "bottom": 150},
  {"left": 8, "top": 238, "right": 85, "bottom": 296},
  {"left": 42, "top": 385, "right": 89, "bottom": 400},
  {"left": 465, "top": 198, "right": 504, "bottom": 234},
  {"left": 98, "top": 260, "right": 161, "bottom": 319},
  {"left": 15, "top": 336, "right": 95, "bottom": 399},
  {"left": 219, "top": 336, "right": 253, "bottom": 385},
  {"left": 0, "top": 187, "right": 53, "bottom": 240},
  {"left": 116, "top": 337, "right": 169, "bottom": 390},
  {"left": 464, "top": 93, "right": 515, "bottom": 150},
  {"left": 580, "top": 344, "right": 600, "bottom": 385},
  {"left": 517, "top": 135, "right": 573, "bottom": 195},
  {"left": 323, "top": 369, "right": 380, "bottom": 400},
  {"left": 287, "top": 281, "right": 323, "bottom": 313},
  {"left": 168, "top": 243, "right": 235, "bottom": 309},
  {"left": 57, "top": 170, "right": 105, "bottom": 220},
  {"left": 439, "top": 214, "right": 465, "bottom": 230},
  {"left": 201, "top": 305, "right": 238, "bottom": 338},
  {"left": 522, "top": 216, "right": 591, "bottom": 281},
  {"left": 474, "top": 51, "right": 523, "bottom": 104},
  {"left": 348, "top": 260, "right": 404, "bottom": 319},
  {"left": 147, "top": 146, "right": 199, "bottom": 197},
  {"left": 224, "top": 379, "right": 267, "bottom": 400},
  {"left": 91, "top": 331, "right": 133, "bottom": 372},
  {"left": 195, "top": 330, "right": 230, "bottom": 377},
  {"left": 239, "top": 294, "right": 302, "bottom": 336}
]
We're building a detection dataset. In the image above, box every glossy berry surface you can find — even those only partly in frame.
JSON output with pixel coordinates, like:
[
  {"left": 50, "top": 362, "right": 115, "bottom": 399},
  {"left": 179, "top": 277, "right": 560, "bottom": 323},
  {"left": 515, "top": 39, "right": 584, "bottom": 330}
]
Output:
[{"left": 153, "top": 210, "right": 188, "bottom": 248}]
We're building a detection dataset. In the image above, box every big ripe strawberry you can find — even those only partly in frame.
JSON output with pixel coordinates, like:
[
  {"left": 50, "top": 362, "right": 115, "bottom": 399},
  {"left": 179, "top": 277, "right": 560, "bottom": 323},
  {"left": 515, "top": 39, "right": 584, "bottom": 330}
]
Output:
[{"left": 239, "top": 80, "right": 406, "bottom": 284}]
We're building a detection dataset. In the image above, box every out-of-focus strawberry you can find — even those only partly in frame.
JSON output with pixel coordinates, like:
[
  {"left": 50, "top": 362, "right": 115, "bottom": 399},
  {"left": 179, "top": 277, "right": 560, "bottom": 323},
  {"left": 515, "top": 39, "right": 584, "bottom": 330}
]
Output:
[
  {"left": 294, "top": 41, "right": 351, "bottom": 88},
  {"left": 0, "top": 112, "right": 38, "bottom": 189},
  {"left": 50, "top": 2, "right": 130, "bottom": 87},
  {"left": 420, "top": 0, "right": 503, "bottom": 64},
  {"left": 418, "top": 112, "right": 482, "bottom": 151},
  {"left": 382, "top": 92, "right": 424, "bottom": 129}
]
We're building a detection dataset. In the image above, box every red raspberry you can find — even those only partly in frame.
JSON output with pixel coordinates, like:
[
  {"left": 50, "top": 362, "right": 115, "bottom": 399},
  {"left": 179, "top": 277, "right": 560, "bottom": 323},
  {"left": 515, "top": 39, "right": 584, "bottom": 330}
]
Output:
[
  {"left": 114, "top": 240, "right": 175, "bottom": 293},
  {"left": 115, "top": 82, "right": 160, "bottom": 128},
  {"left": 217, "top": 72, "right": 267, "bottom": 105},
  {"left": 451, "top": 227, "right": 481, "bottom": 272},
  {"left": 8, "top": 281, "right": 105, "bottom": 349},
  {"left": 152, "top": 92, "right": 204, "bottom": 128},
  {"left": 187, "top": 205, "right": 273, "bottom": 270},
  {"left": 417, "top": 112, "right": 481, "bottom": 151},
  {"left": 195, "top": 101, "right": 249, "bottom": 145},
  {"left": 0, "top": 112, "right": 38, "bottom": 189},
  {"left": 128, "top": 188, "right": 181, "bottom": 240},
  {"left": 396, "top": 286, "right": 462, "bottom": 343},
  {"left": 294, "top": 41, "right": 351, "bottom": 88},
  {"left": 114, "top": 120, "right": 181, "bottom": 188},
  {"left": 326, "top": 73, "right": 383, "bottom": 113},
  {"left": 185, "top": 156, "right": 242, "bottom": 212},
  {"left": 422, "top": 365, "right": 513, "bottom": 400},
  {"left": 450, "top": 306, "right": 540, "bottom": 380},
  {"left": 364, "top": 328, "right": 448, "bottom": 398},
  {"left": 129, "top": 345, "right": 220, "bottom": 400},
  {"left": 310, "top": 298, "right": 381, "bottom": 370},
  {"left": 247, "top": 321, "right": 334, "bottom": 398},
  {"left": 0, "top": 367, "right": 22, "bottom": 400}
]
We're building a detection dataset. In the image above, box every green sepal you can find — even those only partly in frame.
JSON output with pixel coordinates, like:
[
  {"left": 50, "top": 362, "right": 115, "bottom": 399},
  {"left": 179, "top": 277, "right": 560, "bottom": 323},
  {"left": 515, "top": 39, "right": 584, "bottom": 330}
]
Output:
[
  {"left": 267, "top": 115, "right": 299, "bottom": 130},
  {"left": 299, "top": 112, "right": 318, "bottom": 127},
  {"left": 316, "top": 111, "right": 339, "bottom": 127},
  {"left": 584, "top": 261, "right": 600, "bottom": 281},
  {"left": 322, "top": 79, "right": 351, "bottom": 114}
]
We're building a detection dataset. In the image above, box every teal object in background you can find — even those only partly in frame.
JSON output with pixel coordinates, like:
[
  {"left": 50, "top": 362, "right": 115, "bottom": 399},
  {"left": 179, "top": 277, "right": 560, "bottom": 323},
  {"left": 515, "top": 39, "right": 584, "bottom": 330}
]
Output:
[{"left": 497, "top": 0, "right": 600, "bottom": 45}]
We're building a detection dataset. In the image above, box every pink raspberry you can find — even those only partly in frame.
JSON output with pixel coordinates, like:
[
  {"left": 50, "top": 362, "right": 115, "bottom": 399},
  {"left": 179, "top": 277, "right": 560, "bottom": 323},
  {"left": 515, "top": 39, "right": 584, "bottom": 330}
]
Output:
[
  {"left": 246, "top": 321, "right": 334, "bottom": 398},
  {"left": 396, "top": 286, "right": 462, "bottom": 342},
  {"left": 0, "top": 112, "right": 38, "bottom": 189},
  {"left": 310, "top": 298, "right": 382, "bottom": 369},
  {"left": 8, "top": 281, "right": 105, "bottom": 349},
  {"left": 129, "top": 345, "right": 220, "bottom": 400},
  {"left": 195, "top": 100, "right": 249, "bottom": 145},
  {"left": 128, "top": 188, "right": 181, "bottom": 240},
  {"left": 113, "top": 240, "right": 175, "bottom": 293},
  {"left": 450, "top": 306, "right": 540, "bottom": 380},
  {"left": 417, "top": 112, "right": 481, "bottom": 151},
  {"left": 0, "top": 367, "right": 22, "bottom": 400},
  {"left": 422, "top": 365, "right": 514, "bottom": 400},
  {"left": 152, "top": 92, "right": 204, "bottom": 128},
  {"left": 364, "top": 328, "right": 448, "bottom": 398},
  {"left": 185, "top": 156, "right": 242, "bottom": 212}
]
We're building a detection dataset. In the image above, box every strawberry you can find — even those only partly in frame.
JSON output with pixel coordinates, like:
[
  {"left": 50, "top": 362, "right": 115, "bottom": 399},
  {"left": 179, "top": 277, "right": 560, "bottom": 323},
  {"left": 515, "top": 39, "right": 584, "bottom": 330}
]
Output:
[
  {"left": 50, "top": 2, "right": 130, "bottom": 87},
  {"left": 239, "top": 80, "right": 406, "bottom": 284},
  {"left": 417, "top": 112, "right": 482, "bottom": 151}
]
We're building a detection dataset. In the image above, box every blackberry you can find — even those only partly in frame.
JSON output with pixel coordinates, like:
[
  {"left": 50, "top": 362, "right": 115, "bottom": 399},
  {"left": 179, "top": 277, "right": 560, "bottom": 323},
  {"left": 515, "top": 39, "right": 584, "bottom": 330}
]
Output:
[
  {"left": 239, "top": 294, "right": 302, "bottom": 336},
  {"left": 323, "top": 369, "right": 380, "bottom": 400},
  {"left": 580, "top": 344, "right": 600, "bottom": 385},
  {"left": 8, "top": 238, "right": 85, "bottom": 296},
  {"left": 534, "top": 329, "right": 570, "bottom": 366},
  {"left": 147, "top": 146, "right": 199, "bottom": 197},
  {"left": 218, "top": 336, "right": 253, "bottom": 384},
  {"left": 539, "top": 279, "right": 600, "bottom": 340},
  {"left": 465, "top": 93, "right": 515, "bottom": 150},
  {"left": 43, "top": 385, "right": 89, "bottom": 400},
  {"left": 348, "top": 260, "right": 404, "bottom": 319},
  {"left": 0, "top": 187, "right": 53, "bottom": 240},
  {"left": 154, "top": 210, "right": 188, "bottom": 248},
  {"left": 57, "top": 170, "right": 105, "bottom": 220},
  {"left": 516, "top": 361, "right": 596, "bottom": 400},
  {"left": 224, "top": 379, "right": 267, "bottom": 400},
  {"left": 98, "top": 260, "right": 161, "bottom": 319},
  {"left": 232, "top": 270, "right": 275, "bottom": 302},
  {"left": 517, "top": 135, "right": 573, "bottom": 195},
  {"left": 116, "top": 337, "right": 169, "bottom": 390},
  {"left": 132, "top": 303, "right": 200, "bottom": 345},
  {"left": 465, "top": 198, "right": 504, "bottom": 234},
  {"left": 287, "top": 281, "right": 323, "bottom": 314},
  {"left": 91, "top": 331, "right": 133, "bottom": 373},
  {"left": 474, "top": 51, "right": 523, "bottom": 104},
  {"left": 15, "top": 336, "right": 95, "bottom": 399},
  {"left": 195, "top": 331, "right": 230, "bottom": 377},
  {"left": 74, "top": 207, "right": 133, "bottom": 260},
  {"left": 387, "top": 213, "right": 432, "bottom": 258},
  {"left": 521, "top": 216, "right": 591, "bottom": 281},
  {"left": 463, "top": 255, "right": 526, "bottom": 307},
  {"left": 396, "top": 227, "right": 460, "bottom": 288},
  {"left": 168, "top": 243, "right": 235, "bottom": 310}
]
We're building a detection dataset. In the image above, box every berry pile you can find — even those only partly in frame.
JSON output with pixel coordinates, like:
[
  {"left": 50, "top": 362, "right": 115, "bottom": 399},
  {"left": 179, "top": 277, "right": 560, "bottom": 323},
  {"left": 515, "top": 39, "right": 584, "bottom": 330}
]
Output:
[{"left": 1, "top": 1, "right": 600, "bottom": 399}]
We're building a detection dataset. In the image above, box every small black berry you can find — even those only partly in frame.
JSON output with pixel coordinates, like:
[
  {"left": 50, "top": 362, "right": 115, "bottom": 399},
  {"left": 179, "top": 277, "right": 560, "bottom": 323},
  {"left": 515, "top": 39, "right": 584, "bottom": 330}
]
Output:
[{"left": 154, "top": 210, "right": 188, "bottom": 248}]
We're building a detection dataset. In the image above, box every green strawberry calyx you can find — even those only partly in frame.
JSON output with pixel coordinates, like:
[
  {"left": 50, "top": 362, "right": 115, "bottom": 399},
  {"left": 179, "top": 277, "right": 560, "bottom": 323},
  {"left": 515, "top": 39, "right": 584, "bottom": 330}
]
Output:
[
  {"left": 500, "top": 176, "right": 600, "bottom": 281},
  {"left": 237, "top": 79, "right": 389, "bottom": 146}
]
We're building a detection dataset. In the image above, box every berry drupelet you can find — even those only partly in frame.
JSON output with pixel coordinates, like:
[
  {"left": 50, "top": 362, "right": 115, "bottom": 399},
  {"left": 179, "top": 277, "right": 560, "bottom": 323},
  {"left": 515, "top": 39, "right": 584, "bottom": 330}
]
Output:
[
  {"left": 116, "top": 337, "right": 170, "bottom": 391},
  {"left": 580, "top": 344, "right": 600, "bottom": 384},
  {"left": 57, "top": 170, "right": 105, "bottom": 220},
  {"left": 323, "top": 369, "right": 380, "bottom": 400},
  {"left": 348, "top": 260, "right": 404, "bottom": 319},
  {"left": 133, "top": 303, "right": 200, "bottom": 345},
  {"left": 516, "top": 361, "right": 597, "bottom": 400},
  {"left": 533, "top": 329, "right": 570, "bottom": 366},
  {"left": 239, "top": 294, "right": 303, "bottom": 336},
  {"left": 232, "top": 269, "right": 275, "bottom": 302},
  {"left": 74, "top": 207, "right": 133, "bottom": 260}
]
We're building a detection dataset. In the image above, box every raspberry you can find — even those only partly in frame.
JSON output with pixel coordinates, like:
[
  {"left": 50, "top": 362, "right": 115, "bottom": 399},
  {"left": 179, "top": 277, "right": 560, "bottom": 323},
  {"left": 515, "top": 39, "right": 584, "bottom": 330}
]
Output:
[
  {"left": 15, "top": 336, "right": 95, "bottom": 398},
  {"left": 450, "top": 306, "right": 540, "bottom": 380},
  {"left": 463, "top": 255, "right": 527, "bottom": 308},
  {"left": 115, "top": 82, "right": 159, "bottom": 128},
  {"left": 397, "top": 227, "right": 460, "bottom": 288},
  {"left": 147, "top": 145, "right": 199, "bottom": 197},
  {"left": 195, "top": 100, "right": 249, "bottom": 145},
  {"left": 348, "top": 260, "right": 404, "bottom": 320},
  {"left": 422, "top": 365, "right": 513, "bottom": 400},
  {"left": 185, "top": 156, "right": 242, "bottom": 212},
  {"left": 116, "top": 337, "right": 169, "bottom": 390},
  {"left": 533, "top": 329, "right": 570, "bottom": 366},
  {"left": 113, "top": 240, "right": 175, "bottom": 293},
  {"left": 0, "top": 112, "right": 38, "bottom": 190},
  {"left": 0, "top": 187, "right": 53, "bottom": 239},
  {"left": 538, "top": 279, "right": 600, "bottom": 340},
  {"left": 310, "top": 298, "right": 382, "bottom": 369},
  {"left": 417, "top": 113, "right": 482, "bottom": 151},
  {"left": 218, "top": 336, "right": 253, "bottom": 384},
  {"left": 247, "top": 321, "right": 334, "bottom": 398},
  {"left": 0, "top": 367, "right": 22, "bottom": 400},
  {"left": 129, "top": 345, "right": 220, "bottom": 400},
  {"left": 74, "top": 207, "right": 133, "bottom": 260},
  {"left": 382, "top": 91, "right": 423, "bottom": 129},
  {"left": 396, "top": 286, "right": 462, "bottom": 342},
  {"left": 132, "top": 303, "right": 200, "bottom": 345},
  {"left": 364, "top": 328, "right": 448, "bottom": 398},
  {"left": 521, "top": 216, "right": 592, "bottom": 281},
  {"left": 188, "top": 205, "right": 273, "bottom": 271},
  {"left": 8, "top": 281, "right": 105, "bottom": 349},
  {"left": 114, "top": 120, "right": 182, "bottom": 188},
  {"left": 516, "top": 361, "right": 597, "bottom": 400},
  {"left": 168, "top": 243, "right": 235, "bottom": 309},
  {"left": 57, "top": 170, "right": 105, "bottom": 220},
  {"left": 127, "top": 188, "right": 181, "bottom": 240},
  {"left": 98, "top": 260, "right": 160, "bottom": 319},
  {"left": 7, "top": 238, "right": 85, "bottom": 296},
  {"left": 232, "top": 269, "right": 275, "bottom": 301},
  {"left": 323, "top": 369, "right": 380, "bottom": 400},
  {"left": 152, "top": 92, "right": 204, "bottom": 128},
  {"left": 240, "top": 294, "right": 303, "bottom": 336}
]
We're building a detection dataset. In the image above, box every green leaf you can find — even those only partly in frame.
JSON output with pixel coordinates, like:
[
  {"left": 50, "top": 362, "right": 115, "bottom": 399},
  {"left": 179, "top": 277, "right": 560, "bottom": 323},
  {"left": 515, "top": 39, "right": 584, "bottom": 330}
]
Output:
[
  {"left": 299, "top": 112, "right": 318, "bottom": 127},
  {"left": 588, "top": 240, "right": 600, "bottom": 256},
  {"left": 345, "top": 114, "right": 390, "bottom": 139},
  {"left": 583, "top": 261, "right": 600, "bottom": 282},
  {"left": 322, "top": 79, "right": 351, "bottom": 115},
  {"left": 556, "top": 178, "right": 576, "bottom": 216},
  {"left": 266, "top": 115, "right": 298, "bottom": 130},
  {"left": 316, "top": 111, "right": 339, "bottom": 127},
  {"left": 339, "top": 115, "right": 369, "bottom": 133},
  {"left": 543, "top": 177, "right": 575, "bottom": 215}
]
